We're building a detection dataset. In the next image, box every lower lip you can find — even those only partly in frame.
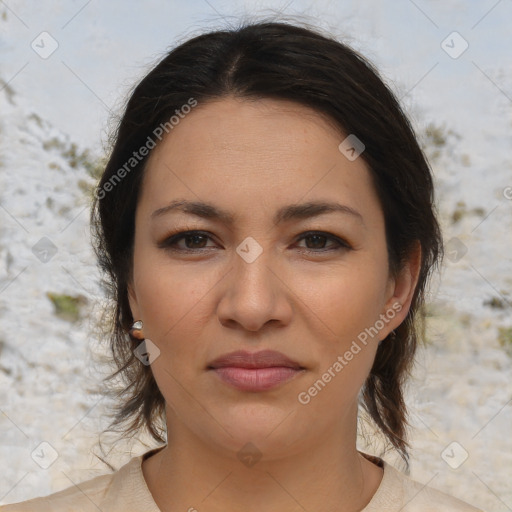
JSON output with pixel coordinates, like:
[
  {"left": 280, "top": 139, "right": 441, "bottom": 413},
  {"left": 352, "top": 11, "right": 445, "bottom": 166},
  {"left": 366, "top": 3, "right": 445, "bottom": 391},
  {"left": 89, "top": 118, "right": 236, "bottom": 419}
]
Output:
[{"left": 211, "top": 367, "right": 302, "bottom": 391}]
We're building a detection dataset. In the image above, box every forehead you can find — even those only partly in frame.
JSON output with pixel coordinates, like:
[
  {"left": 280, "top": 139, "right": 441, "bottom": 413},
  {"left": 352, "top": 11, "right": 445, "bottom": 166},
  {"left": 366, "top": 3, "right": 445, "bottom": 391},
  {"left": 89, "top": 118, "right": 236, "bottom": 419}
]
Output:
[
  {"left": 138, "top": 96, "right": 380, "bottom": 226},
  {"left": 153, "top": 96, "right": 342, "bottom": 156}
]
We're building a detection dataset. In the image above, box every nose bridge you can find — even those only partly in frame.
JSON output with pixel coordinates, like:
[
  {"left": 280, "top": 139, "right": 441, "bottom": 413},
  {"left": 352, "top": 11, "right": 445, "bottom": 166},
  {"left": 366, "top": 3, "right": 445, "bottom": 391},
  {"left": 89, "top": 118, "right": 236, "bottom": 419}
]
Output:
[
  {"left": 217, "top": 235, "right": 291, "bottom": 331},
  {"left": 237, "top": 236, "right": 273, "bottom": 284},
  {"left": 233, "top": 235, "right": 277, "bottom": 304}
]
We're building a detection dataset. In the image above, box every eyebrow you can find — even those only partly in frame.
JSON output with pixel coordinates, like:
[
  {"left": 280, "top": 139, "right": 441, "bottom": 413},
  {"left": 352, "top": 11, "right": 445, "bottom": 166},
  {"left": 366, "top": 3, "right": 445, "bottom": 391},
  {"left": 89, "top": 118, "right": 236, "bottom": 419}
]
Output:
[{"left": 151, "top": 199, "right": 364, "bottom": 226}]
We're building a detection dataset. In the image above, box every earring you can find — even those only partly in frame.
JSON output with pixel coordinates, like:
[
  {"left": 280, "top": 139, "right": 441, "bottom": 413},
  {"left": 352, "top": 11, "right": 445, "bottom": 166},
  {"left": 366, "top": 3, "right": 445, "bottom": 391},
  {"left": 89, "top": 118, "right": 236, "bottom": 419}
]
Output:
[{"left": 129, "top": 320, "right": 144, "bottom": 340}]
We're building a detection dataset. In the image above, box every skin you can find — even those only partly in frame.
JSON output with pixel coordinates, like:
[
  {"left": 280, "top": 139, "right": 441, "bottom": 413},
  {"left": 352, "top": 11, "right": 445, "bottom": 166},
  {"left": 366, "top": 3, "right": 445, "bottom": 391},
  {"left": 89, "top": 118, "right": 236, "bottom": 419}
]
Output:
[{"left": 128, "top": 96, "right": 421, "bottom": 512}]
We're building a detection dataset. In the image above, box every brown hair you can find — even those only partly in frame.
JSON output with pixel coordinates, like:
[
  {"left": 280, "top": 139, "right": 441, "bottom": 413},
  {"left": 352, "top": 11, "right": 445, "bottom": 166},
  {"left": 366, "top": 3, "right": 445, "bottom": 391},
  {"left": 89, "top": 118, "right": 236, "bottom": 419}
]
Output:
[{"left": 91, "top": 19, "right": 443, "bottom": 465}]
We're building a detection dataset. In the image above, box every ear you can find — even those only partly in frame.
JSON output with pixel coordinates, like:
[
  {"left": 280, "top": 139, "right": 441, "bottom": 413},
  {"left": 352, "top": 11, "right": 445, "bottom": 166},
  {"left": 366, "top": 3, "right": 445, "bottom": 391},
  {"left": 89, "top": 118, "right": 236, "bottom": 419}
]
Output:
[
  {"left": 127, "top": 279, "right": 140, "bottom": 321},
  {"left": 380, "top": 241, "right": 422, "bottom": 339}
]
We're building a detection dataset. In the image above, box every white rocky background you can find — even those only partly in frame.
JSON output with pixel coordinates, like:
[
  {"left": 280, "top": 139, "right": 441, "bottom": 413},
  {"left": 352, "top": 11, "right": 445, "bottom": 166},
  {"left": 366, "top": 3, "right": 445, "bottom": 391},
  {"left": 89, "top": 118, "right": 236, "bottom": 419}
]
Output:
[{"left": 0, "top": 1, "right": 511, "bottom": 510}]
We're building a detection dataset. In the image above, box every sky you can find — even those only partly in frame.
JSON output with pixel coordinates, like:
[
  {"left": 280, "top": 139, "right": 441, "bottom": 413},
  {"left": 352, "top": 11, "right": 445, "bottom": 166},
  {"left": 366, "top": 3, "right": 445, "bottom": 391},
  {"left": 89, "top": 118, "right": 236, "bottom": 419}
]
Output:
[{"left": 1, "top": 0, "right": 511, "bottom": 153}]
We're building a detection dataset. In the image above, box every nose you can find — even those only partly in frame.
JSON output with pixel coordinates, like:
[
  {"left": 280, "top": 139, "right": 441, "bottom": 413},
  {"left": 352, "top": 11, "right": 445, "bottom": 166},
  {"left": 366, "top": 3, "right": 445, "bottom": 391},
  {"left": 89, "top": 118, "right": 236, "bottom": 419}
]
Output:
[{"left": 216, "top": 248, "right": 293, "bottom": 333}]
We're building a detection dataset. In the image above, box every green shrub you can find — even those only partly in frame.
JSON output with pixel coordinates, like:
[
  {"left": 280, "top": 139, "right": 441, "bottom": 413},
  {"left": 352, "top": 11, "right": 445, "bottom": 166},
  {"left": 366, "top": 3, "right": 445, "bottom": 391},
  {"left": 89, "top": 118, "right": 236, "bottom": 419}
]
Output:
[{"left": 46, "top": 292, "right": 87, "bottom": 323}]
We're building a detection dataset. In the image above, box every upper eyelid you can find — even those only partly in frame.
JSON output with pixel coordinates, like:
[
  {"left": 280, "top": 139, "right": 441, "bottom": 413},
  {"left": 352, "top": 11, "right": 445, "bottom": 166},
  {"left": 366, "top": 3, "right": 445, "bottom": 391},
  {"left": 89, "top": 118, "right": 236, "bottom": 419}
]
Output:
[{"left": 160, "top": 229, "right": 351, "bottom": 249}]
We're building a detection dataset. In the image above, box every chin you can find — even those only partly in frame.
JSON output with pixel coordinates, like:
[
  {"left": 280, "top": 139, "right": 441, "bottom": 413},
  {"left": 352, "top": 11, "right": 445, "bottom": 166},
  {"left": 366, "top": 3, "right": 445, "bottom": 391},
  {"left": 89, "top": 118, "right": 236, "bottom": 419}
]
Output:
[{"left": 207, "top": 402, "right": 305, "bottom": 455}]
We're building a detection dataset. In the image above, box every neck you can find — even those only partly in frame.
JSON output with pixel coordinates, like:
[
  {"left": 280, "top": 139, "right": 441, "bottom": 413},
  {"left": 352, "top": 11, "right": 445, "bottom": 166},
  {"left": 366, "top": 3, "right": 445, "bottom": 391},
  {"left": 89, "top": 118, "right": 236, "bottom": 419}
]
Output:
[{"left": 142, "top": 410, "right": 383, "bottom": 512}]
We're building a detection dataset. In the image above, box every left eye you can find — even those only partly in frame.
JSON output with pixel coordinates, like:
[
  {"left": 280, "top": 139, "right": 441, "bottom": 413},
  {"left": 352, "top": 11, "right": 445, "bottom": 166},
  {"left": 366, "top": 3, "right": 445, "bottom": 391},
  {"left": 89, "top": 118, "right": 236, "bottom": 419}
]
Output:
[
  {"left": 159, "top": 230, "right": 351, "bottom": 253},
  {"left": 296, "top": 232, "right": 350, "bottom": 251}
]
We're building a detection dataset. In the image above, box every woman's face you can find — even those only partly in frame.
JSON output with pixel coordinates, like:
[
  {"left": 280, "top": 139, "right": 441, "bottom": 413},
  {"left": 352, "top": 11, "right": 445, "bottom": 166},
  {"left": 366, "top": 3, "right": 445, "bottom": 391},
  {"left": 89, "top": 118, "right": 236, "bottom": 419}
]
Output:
[{"left": 128, "top": 96, "right": 415, "bottom": 459}]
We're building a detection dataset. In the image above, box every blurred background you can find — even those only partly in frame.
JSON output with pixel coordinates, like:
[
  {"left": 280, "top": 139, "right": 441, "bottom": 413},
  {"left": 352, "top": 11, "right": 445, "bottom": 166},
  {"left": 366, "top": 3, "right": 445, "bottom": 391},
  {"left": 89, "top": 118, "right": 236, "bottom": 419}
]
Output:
[{"left": 0, "top": 0, "right": 511, "bottom": 509}]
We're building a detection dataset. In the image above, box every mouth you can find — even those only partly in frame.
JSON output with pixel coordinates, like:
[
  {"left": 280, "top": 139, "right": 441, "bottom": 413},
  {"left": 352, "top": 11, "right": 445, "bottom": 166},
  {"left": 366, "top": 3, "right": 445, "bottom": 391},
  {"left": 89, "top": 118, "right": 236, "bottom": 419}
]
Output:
[{"left": 207, "top": 350, "right": 305, "bottom": 392}]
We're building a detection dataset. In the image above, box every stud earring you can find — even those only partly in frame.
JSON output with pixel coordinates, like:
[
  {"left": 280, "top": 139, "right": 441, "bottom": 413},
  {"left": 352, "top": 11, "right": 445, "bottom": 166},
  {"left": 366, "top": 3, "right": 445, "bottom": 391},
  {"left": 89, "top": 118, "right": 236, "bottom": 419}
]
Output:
[{"left": 129, "top": 320, "right": 144, "bottom": 340}]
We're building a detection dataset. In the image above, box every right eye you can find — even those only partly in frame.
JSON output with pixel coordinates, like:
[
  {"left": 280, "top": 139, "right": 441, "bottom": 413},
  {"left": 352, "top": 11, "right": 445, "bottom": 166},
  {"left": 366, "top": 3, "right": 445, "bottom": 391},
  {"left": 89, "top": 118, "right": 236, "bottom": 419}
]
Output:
[{"left": 158, "top": 230, "right": 218, "bottom": 252}]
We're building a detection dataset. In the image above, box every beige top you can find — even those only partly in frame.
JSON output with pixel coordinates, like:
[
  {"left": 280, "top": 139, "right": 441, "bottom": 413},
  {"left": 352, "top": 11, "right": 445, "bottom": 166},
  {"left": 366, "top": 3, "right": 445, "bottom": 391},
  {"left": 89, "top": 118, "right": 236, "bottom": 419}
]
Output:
[{"left": 1, "top": 448, "right": 484, "bottom": 512}]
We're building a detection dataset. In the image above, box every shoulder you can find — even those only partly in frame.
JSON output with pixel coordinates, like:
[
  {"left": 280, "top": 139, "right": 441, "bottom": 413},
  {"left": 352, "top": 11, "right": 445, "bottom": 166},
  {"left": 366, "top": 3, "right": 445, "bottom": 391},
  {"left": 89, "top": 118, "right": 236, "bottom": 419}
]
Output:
[
  {"left": 364, "top": 459, "right": 485, "bottom": 512},
  {"left": 0, "top": 450, "right": 160, "bottom": 512},
  {"left": 1, "top": 471, "right": 116, "bottom": 512}
]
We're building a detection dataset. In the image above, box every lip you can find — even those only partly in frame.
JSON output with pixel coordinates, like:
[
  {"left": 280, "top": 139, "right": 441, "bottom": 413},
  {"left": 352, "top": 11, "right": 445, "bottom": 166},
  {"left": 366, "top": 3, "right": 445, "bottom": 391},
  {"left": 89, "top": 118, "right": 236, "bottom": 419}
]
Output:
[
  {"left": 208, "top": 350, "right": 303, "bottom": 370},
  {"left": 208, "top": 350, "right": 305, "bottom": 392}
]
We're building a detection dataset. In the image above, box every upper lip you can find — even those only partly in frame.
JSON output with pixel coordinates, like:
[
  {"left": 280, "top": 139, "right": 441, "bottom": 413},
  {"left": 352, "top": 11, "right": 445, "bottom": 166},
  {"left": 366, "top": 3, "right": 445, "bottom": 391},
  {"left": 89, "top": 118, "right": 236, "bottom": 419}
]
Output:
[{"left": 208, "top": 350, "right": 303, "bottom": 370}]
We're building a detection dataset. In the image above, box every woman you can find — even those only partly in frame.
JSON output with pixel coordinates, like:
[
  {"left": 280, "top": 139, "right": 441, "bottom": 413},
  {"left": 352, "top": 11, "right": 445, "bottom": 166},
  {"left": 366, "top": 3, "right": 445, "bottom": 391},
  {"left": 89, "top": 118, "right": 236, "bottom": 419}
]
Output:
[{"left": 2, "top": 20, "right": 484, "bottom": 512}]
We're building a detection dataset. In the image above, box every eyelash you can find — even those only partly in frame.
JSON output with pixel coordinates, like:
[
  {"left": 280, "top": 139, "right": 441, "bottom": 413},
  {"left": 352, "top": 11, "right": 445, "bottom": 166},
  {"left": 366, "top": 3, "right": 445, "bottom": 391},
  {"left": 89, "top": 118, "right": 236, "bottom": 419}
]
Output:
[{"left": 158, "top": 229, "right": 352, "bottom": 254}]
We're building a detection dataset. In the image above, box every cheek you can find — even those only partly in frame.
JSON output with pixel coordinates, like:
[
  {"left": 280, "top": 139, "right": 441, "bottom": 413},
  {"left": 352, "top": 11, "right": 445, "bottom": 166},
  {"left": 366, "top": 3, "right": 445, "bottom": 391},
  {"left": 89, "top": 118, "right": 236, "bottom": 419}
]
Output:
[
  {"left": 132, "top": 249, "right": 224, "bottom": 368},
  {"left": 304, "top": 261, "right": 389, "bottom": 343},
  {"left": 135, "top": 267, "right": 210, "bottom": 334},
  {"left": 294, "top": 280, "right": 382, "bottom": 415},
  {"left": 132, "top": 233, "right": 389, "bottom": 392},
  {"left": 294, "top": 260, "right": 387, "bottom": 397},
  {"left": 134, "top": 250, "right": 389, "bottom": 360}
]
